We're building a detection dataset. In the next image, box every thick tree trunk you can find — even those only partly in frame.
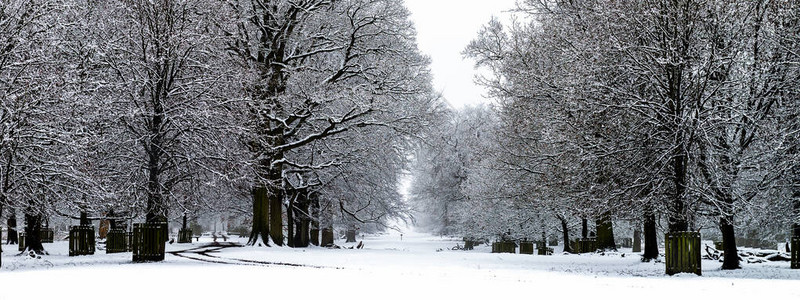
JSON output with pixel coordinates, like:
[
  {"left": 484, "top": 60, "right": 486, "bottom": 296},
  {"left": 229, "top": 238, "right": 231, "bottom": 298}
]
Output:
[
  {"left": 269, "top": 188, "right": 283, "bottom": 246},
  {"left": 720, "top": 215, "right": 740, "bottom": 269},
  {"left": 7, "top": 213, "right": 17, "bottom": 245},
  {"left": 247, "top": 187, "right": 270, "bottom": 246},
  {"left": 642, "top": 210, "right": 659, "bottom": 261},
  {"left": 560, "top": 216, "right": 571, "bottom": 253},
  {"left": 146, "top": 147, "right": 165, "bottom": 223},
  {"left": 669, "top": 153, "right": 689, "bottom": 232},
  {"left": 581, "top": 218, "right": 588, "bottom": 238},
  {"left": 108, "top": 209, "right": 117, "bottom": 230},
  {"left": 595, "top": 213, "right": 616, "bottom": 251},
  {"left": 292, "top": 192, "right": 310, "bottom": 248},
  {"left": 633, "top": 228, "right": 642, "bottom": 253},
  {"left": 24, "top": 212, "right": 45, "bottom": 254},
  {"left": 80, "top": 211, "right": 91, "bottom": 226}
]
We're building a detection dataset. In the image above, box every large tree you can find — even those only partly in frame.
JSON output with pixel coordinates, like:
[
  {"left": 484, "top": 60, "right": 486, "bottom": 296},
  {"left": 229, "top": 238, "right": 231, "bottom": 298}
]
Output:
[{"left": 222, "top": 0, "right": 438, "bottom": 246}]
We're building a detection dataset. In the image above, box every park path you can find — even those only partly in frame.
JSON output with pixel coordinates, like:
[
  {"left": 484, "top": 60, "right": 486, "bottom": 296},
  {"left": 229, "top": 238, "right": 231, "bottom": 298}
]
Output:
[{"left": 167, "top": 242, "right": 339, "bottom": 269}]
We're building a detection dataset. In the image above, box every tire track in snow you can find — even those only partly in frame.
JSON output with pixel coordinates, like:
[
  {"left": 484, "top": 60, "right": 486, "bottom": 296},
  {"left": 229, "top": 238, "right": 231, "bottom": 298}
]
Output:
[{"left": 168, "top": 242, "right": 342, "bottom": 269}]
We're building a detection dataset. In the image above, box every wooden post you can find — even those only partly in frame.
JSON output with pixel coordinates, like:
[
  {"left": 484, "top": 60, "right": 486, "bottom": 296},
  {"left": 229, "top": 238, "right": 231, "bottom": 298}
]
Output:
[{"left": 665, "top": 232, "right": 701, "bottom": 276}]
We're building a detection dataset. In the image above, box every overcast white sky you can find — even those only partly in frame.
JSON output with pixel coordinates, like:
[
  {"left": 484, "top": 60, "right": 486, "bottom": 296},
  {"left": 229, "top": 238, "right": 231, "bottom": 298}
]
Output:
[{"left": 404, "top": 0, "right": 517, "bottom": 109}]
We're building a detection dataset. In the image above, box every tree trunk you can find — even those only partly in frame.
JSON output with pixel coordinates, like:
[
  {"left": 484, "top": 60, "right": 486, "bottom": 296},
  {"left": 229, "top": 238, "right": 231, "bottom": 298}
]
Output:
[
  {"left": 720, "top": 214, "right": 740, "bottom": 270},
  {"left": 7, "top": 213, "right": 17, "bottom": 245},
  {"left": 269, "top": 187, "right": 283, "bottom": 246},
  {"left": 287, "top": 198, "right": 294, "bottom": 248},
  {"left": 247, "top": 186, "right": 270, "bottom": 246},
  {"left": 24, "top": 212, "right": 45, "bottom": 254},
  {"left": 80, "top": 211, "right": 91, "bottom": 226},
  {"left": 321, "top": 227, "right": 334, "bottom": 247},
  {"left": 310, "top": 193, "right": 320, "bottom": 246},
  {"left": 642, "top": 210, "right": 659, "bottom": 261},
  {"left": 292, "top": 192, "right": 310, "bottom": 248},
  {"left": 595, "top": 213, "right": 616, "bottom": 251},
  {"left": 633, "top": 228, "right": 642, "bottom": 253},
  {"left": 1, "top": 204, "right": 3, "bottom": 268},
  {"left": 559, "top": 216, "right": 571, "bottom": 253},
  {"left": 581, "top": 218, "right": 588, "bottom": 238},
  {"left": 182, "top": 214, "right": 187, "bottom": 230},
  {"left": 793, "top": 195, "right": 800, "bottom": 237},
  {"left": 669, "top": 153, "right": 689, "bottom": 232},
  {"left": 346, "top": 228, "right": 357, "bottom": 243}
]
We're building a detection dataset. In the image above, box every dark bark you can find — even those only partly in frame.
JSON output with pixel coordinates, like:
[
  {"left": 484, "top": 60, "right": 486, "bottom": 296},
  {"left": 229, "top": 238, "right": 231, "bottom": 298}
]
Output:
[
  {"left": 581, "top": 218, "right": 588, "bottom": 238},
  {"left": 107, "top": 209, "right": 117, "bottom": 230},
  {"left": 182, "top": 214, "right": 187, "bottom": 230},
  {"left": 310, "top": 193, "right": 320, "bottom": 246},
  {"left": 793, "top": 195, "right": 800, "bottom": 237},
  {"left": 1, "top": 205, "right": 3, "bottom": 268},
  {"left": 559, "top": 216, "right": 571, "bottom": 253},
  {"left": 23, "top": 212, "right": 45, "bottom": 254},
  {"left": 269, "top": 188, "right": 283, "bottom": 246},
  {"left": 595, "top": 213, "right": 616, "bottom": 251},
  {"left": 642, "top": 210, "right": 659, "bottom": 261},
  {"left": 668, "top": 153, "right": 689, "bottom": 232},
  {"left": 720, "top": 215, "right": 741, "bottom": 270},
  {"left": 7, "top": 213, "right": 17, "bottom": 244},
  {"left": 80, "top": 211, "right": 91, "bottom": 226},
  {"left": 321, "top": 227, "right": 334, "bottom": 247},
  {"left": 291, "top": 190, "right": 310, "bottom": 248},
  {"left": 247, "top": 187, "right": 270, "bottom": 246},
  {"left": 346, "top": 228, "right": 357, "bottom": 243}
]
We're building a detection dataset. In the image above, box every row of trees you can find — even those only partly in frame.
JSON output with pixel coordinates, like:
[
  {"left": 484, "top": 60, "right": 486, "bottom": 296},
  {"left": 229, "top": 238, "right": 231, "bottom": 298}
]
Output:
[
  {"left": 0, "top": 0, "right": 442, "bottom": 267},
  {"left": 412, "top": 0, "right": 800, "bottom": 270}
]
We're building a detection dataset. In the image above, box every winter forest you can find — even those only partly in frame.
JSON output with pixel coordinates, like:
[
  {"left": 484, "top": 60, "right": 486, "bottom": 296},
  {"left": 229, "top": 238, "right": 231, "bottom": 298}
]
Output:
[{"left": 1, "top": 0, "right": 800, "bottom": 296}]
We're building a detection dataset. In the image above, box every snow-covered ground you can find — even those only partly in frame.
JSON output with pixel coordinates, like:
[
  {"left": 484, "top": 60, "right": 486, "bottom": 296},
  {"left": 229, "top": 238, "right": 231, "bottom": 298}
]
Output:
[{"left": 1, "top": 229, "right": 798, "bottom": 299}]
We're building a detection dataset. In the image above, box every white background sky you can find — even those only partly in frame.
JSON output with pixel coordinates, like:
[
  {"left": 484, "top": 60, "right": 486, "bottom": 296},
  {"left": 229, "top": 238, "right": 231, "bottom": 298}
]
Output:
[{"left": 404, "top": 0, "right": 518, "bottom": 109}]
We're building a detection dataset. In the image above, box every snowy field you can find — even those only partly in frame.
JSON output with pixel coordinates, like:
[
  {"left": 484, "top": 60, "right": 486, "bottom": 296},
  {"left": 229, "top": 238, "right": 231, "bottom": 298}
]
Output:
[{"left": 1, "top": 229, "right": 798, "bottom": 300}]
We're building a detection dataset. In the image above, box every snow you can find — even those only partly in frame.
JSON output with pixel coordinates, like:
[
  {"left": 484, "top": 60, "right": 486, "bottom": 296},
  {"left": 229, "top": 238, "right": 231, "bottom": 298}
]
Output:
[{"left": 1, "top": 230, "right": 799, "bottom": 299}]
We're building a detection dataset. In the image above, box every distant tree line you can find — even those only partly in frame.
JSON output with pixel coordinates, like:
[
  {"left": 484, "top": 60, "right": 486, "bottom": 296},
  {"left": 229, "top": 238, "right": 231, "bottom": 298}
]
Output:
[{"left": 411, "top": 0, "right": 800, "bottom": 270}]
